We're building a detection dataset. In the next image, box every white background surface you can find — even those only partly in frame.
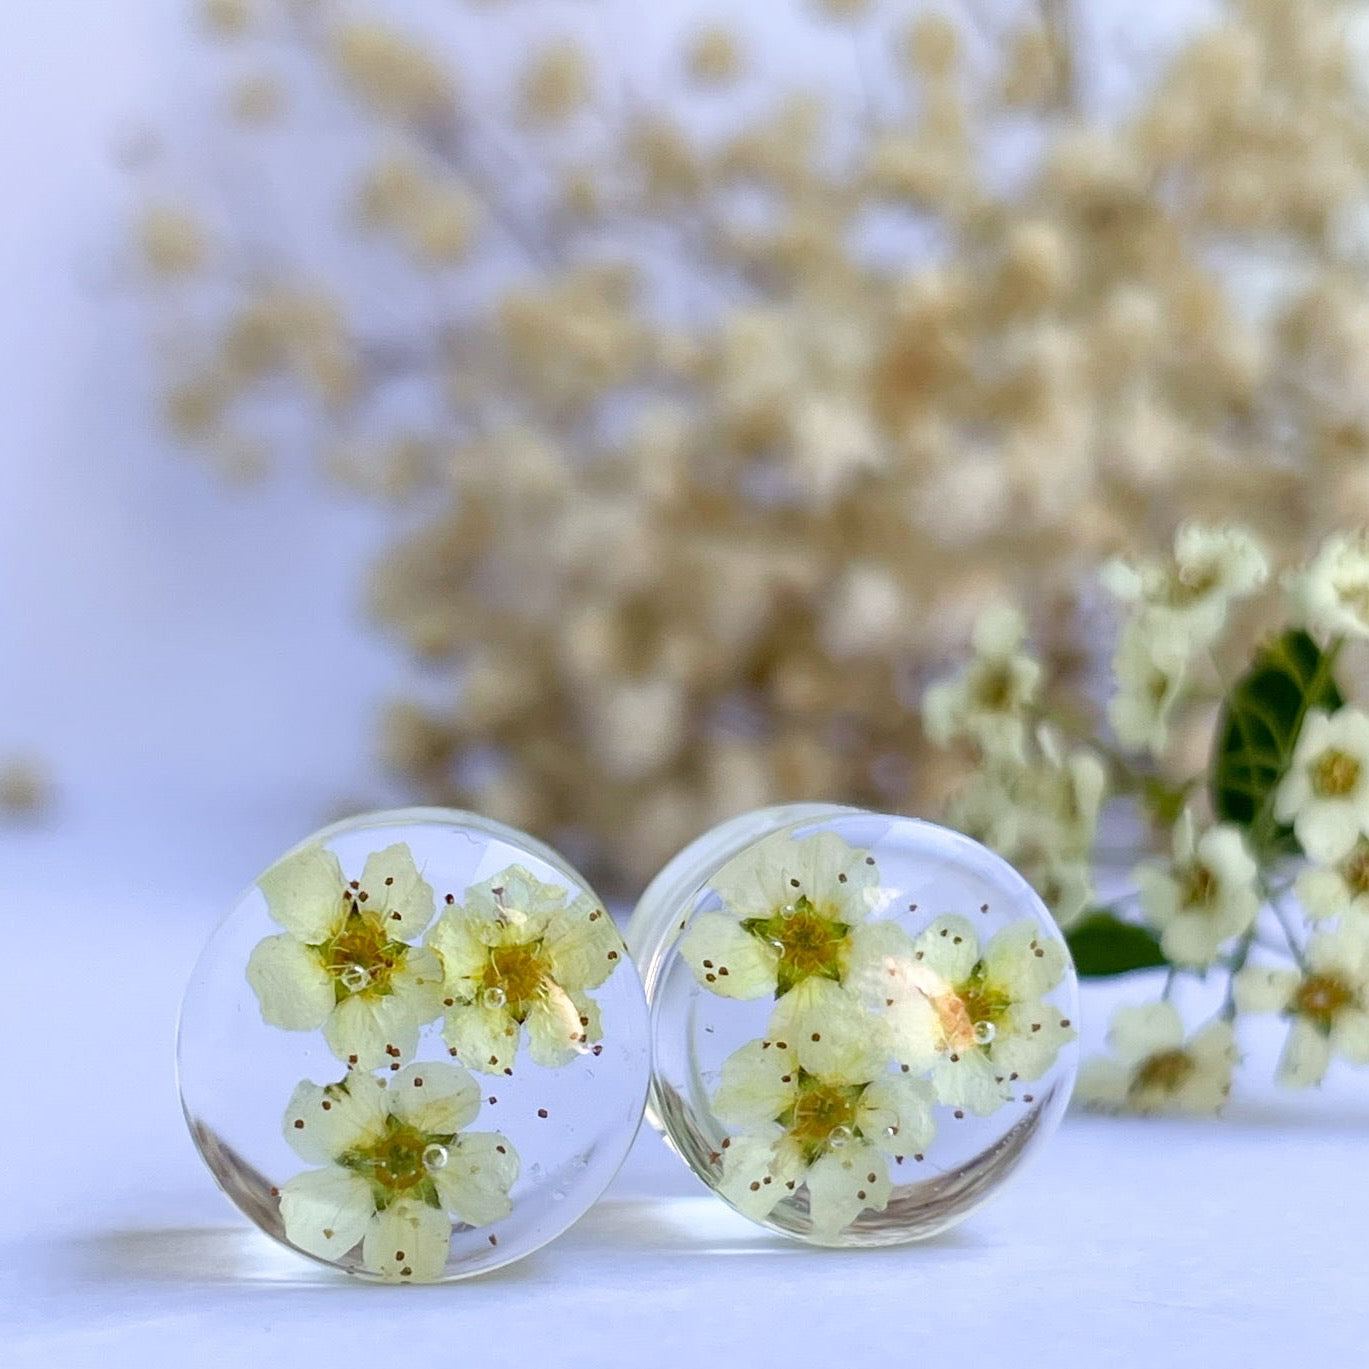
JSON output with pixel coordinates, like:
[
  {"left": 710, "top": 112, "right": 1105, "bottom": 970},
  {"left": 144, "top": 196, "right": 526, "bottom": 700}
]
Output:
[{"left": 2, "top": 3, "right": 1367, "bottom": 1365}]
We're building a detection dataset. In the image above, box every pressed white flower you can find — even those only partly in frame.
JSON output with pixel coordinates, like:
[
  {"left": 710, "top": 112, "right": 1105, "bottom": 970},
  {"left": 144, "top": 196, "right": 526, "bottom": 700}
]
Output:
[
  {"left": 1103, "top": 522, "right": 1268, "bottom": 653},
  {"left": 278, "top": 1063, "right": 517, "bottom": 1281},
  {"left": 1076, "top": 1002, "right": 1236, "bottom": 1114},
  {"left": 884, "top": 916, "right": 1074, "bottom": 1115},
  {"left": 1234, "top": 928, "right": 1369, "bottom": 1087},
  {"left": 246, "top": 842, "right": 444, "bottom": 1070},
  {"left": 1294, "top": 836, "right": 1369, "bottom": 925},
  {"left": 1107, "top": 620, "right": 1187, "bottom": 755},
  {"left": 678, "top": 830, "right": 913, "bottom": 1035},
  {"left": 1134, "top": 813, "right": 1259, "bottom": 968},
  {"left": 923, "top": 603, "right": 1041, "bottom": 763},
  {"left": 426, "top": 865, "right": 624, "bottom": 1075},
  {"left": 1287, "top": 530, "right": 1369, "bottom": 639},
  {"left": 711, "top": 1030, "right": 934, "bottom": 1240},
  {"left": 1274, "top": 707, "right": 1369, "bottom": 863}
]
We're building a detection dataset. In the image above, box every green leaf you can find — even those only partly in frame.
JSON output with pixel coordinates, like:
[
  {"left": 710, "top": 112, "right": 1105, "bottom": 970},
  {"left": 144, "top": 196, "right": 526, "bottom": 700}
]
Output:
[
  {"left": 1065, "top": 911, "right": 1168, "bottom": 977},
  {"left": 1209, "top": 629, "right": 1343, "bottom": 853}
]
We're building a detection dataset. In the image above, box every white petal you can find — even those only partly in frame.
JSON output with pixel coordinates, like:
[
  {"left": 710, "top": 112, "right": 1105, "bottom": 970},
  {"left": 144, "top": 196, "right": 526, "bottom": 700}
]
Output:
[
  {"left": 283, "top": 1074, "right": 389, "bottom": 1163},
  {"left": 768, "top": 978, "right": 884, "bottom": 1083},
  {"left": 258, "top": 843, "right": 346, "bottom": 943},
  {"left": 1277, "top": 1018, "right": 1333, "bottom": 1087},
  {"left": 912, "top": 916, "right": 980, "bottom": 983},
  {"left": 525, "top": 983, "right": 587, "bottom": 1069},
  {"left": 1232, "top": 965, "right": 1299, "bottom": 1015},
  {"left": 433, "top": 1132, "right": 519, "bottom": 1226},
  {"left": 792, "top": 830, "right": 880, "bottom": 920},
  {"left": 883, "top": 991, "right": 946, "bottom": 1073},
  {"left": 1331, "top": 1008, "right": 1369, "bottom": 1064},
  {"left": 426, "top": 911, "right": 489, "bottom": 989},
  {"left": 324, "top": 990, "right": 424, "bottom": 1071},
  {"left": 362, "top": 1200, "right": 451, "bottom": 1282},
  {"left": 982, "top": 921, "right": 1066, "bottom": 999},
  {"left": 843, "top": 918, "right": 917, "bottom": 1001},
  {"left": 712, "top": 1039, "right": 798, "bottom": 1129},
  {"left": 245, "top": 934, "right": 334, "bottom": 1031},
  {"left": 443, "top": 1000, "right": 520, "bottom": 1074},
  {"left": 856, "top": 1075, "right": 936, "bottom": 1155},
  {"left": 991, "top": 1004, "right": 1074, "bottom": 1081},
  {"left": 717, "top": 1129, "right": 793, "bottom": 1220},
  {"left": 930, "top": 1050, "right": 1009, "bottom": 1115},
  {"left": 388, "top": 945, "right": 446, "bottom": 1024},
  {"left": 542, "top": 896, "right": 624, "bottom": 993},
  {"left": 1159, "top": 915, "right": 1229, "bottom": 969},
  {"left": 359, "top": 843, "right": 435, "bottom": 940},
  {"left": 1074, "top": 1058, "right": 1131, "bottom": 1110},
  {"left": 678, "top": 911, "right": 778, "bottom": 999},
  {"left": 1296, "top": 803, "right": 1361, "bottom": 865},
  {"left": 1106, "top": 1001, "right": 1185, "bottom": 1066},
  {"left": 804, "top": 1141, "right": 891, "bottom": 1240},
  {"left": 388, "top": 1061, "right": 481, "bottom": 1134},
  {"left": 278, "top": 1166, "right": 373, "bottom": 1261},
  {"left": 1295, "top": 867, "right": 1352, "bottom": 922}
]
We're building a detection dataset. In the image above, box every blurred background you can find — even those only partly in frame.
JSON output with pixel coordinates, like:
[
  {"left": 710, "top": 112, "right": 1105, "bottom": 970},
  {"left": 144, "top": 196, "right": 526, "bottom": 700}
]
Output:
[{"left": 21, "top": 0, "right": 1362, "bottom": 903}]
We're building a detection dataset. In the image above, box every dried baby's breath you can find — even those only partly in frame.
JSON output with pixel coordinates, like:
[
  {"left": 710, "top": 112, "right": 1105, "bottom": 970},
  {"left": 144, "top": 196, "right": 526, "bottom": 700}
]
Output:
[{"left": 140, "top": 0, "right": 1369, "bottom": 890}]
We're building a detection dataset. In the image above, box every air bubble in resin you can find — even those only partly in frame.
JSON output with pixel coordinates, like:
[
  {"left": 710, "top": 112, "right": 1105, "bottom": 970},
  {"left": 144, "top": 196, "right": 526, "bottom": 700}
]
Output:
[
  {"left": 625, "top": 804, "right": 1079, "bottom": 1247},
  {"left": 178, "top": 808, "right": 650, "bottom": 1281}
]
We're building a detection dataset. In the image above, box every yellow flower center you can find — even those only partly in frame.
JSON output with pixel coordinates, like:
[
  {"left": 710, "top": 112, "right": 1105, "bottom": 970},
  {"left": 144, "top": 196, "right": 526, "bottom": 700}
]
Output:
[
  {"left": 972, "top": 661, "right": 1016, "bottom": 712},
  {"left": 1180, "top": 861, "right": 1218, "bottom": 910},
  {"left": 1312, "top": 748, "right": 1360, "bottom": 799},
  {"left": 743, "top": 896, "right": 851, "bottom": 996},
  {"left": 935, "top": 963, "right": 1013, "bottom": 1052},
  {"left": 1131, "top": 1048, "right": 1194, "bottom": 1096},
  {"left": 1341, "top": 841, "right": 1369, "bottom": 899},
  {"left": 340, "top": 1114, "right": 452, "bottom": 1209},
  {"left": 320, "top": 904, "right": 407, "bottom": 1001},
  {"left": 482, "top": 939, "right": 552, "bottom": 1020},
  {"left": 780, "top": 1072, "right": 864, "bottom": 1164},
  {"left": 1293, "top": 973, "right": 1354, "bottom": 1031}
]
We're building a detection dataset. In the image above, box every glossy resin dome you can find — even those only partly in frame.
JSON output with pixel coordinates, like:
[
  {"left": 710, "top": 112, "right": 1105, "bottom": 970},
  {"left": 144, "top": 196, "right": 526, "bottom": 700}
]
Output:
[
  {"left": 179, "top": 808, "right": 650, "bottom": 1281},
  {"left": 626, "top": 804, "right": 1079, "bottom": 1246}
]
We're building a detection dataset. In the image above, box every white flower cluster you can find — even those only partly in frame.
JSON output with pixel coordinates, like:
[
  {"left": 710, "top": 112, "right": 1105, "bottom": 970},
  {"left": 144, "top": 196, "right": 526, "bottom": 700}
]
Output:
[
  {"left": 924, "top": 524, "right": 1369, "bottom": 1112},
  {"left": 924, "top": 604, "right": 1104, "bottom": 929},
  {"left": 244, "top": 841, "right": 627, "bottom": 1279},
  {"left": 1103, "top": 522, "right": 1269, "bottom": 757},
  {"left": 680, "top": 829, "right": 1073, "bottom": 1240}
]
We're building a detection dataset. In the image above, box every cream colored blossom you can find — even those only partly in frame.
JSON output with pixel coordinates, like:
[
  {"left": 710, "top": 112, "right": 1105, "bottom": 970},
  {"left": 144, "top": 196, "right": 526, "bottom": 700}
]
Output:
[
  {"left": 678, "top": 831, "right": 913, "bottom": 1040},
  {"left": 1275, "top": 707, "right": 1369, "bottom": 864},
  {"left": 1102, "top": 522, "right": 1269, "bottom": 654},
  {"left": 139, "top": 205, "right": 206, "bottom": 277},
  {"left": 426, "top": 866, "right": 624, "bottom": 1075},
  {"left": 246, "top": 843, "right": 444, "bottom": 1070},
  {"left": 712, "top": 1030, "right": 934, "bottom": 1240},
  {"left": 923, "top": 603, "right": 1041, "bottom": 764},
  {"left": 1235, "top": 928, "right": 1369, "bottom": 1087},
  {"left": 885, "top": 916, "right": 1074, "bottom": 1114},
  {"left": 519, "top": 41, "right": 592, "bottom": 125},
  {"left": 686, "top": 26, "right": 743, "bottom": 86},
  {"left": 1077, "top": 1002, "right": 1236, "bottom": 1114},
  {"left": 1134, "top": 813, "right": 1259, "bottom": 968},
  {"left": 279, "top": 1064, "right": 517, "bottom": 1281},
  {"left": 1295, "top": 837, "right": 1369, "bottom": 925},
  {"left": 944, "top": 728, "right": 1104, "bottom": 927},
  {"left": 1287, "top": 530, "right": 1369, "bottom": 639},
  {"left": 1107, "top": 620, "right": 1187, "bottom": 755},
  {"left": 332, "top": 23, "right": 454, "bottom": 121}
]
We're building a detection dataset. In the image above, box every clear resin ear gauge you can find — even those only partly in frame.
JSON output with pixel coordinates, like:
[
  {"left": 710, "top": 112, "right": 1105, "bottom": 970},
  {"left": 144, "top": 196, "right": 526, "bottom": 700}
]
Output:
[
  {"left": 178, "top": 808, "right": 650, "bottom": 1282},
  {"left": 625, "top": 804, "right": 1079, "bottom": 1247}
]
